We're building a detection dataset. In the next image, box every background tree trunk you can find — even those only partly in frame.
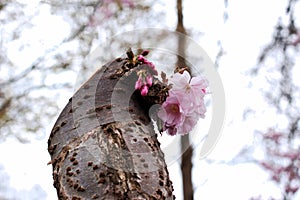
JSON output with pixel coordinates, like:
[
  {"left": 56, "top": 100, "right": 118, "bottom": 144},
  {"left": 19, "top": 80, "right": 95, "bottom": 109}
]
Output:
[
  {"left": 48, "top": 57, "right": 175, "bottom": 199},
  {"left": 176, "top": 0, "right": 194, "bottom": 199}
]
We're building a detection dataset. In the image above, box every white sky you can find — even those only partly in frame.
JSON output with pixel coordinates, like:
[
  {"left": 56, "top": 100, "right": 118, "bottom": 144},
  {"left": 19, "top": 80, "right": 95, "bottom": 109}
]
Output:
[{"left": 1, "top": 0, "right": 298, "bottom": 199}]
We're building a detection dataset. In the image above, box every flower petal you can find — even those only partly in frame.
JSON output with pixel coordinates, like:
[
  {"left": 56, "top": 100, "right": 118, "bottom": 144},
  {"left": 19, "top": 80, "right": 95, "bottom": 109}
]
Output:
[{"left": 170, "top": 71, "right": 190, "bottom": 91}]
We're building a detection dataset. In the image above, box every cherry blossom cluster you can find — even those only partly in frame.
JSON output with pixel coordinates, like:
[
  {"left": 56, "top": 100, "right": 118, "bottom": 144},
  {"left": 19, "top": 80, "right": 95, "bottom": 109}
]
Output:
[
  {"left": 135, "top": 70, "right": 153, "bottom": 96},
  {"left": 134, "top": 51, "right": 208, "bottom": 136},
  {"left": 134, "top": 54, "right": 158, "bottom": 96},
  {"left": 157, "top": 71, "right": 208, "bottom": 136}
]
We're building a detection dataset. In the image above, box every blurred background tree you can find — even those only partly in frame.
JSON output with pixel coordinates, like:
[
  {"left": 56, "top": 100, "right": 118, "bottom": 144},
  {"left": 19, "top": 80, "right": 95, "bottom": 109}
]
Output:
[
  {"left": 3, "top": 0, "right": 300, "bottom": 199},
  {"left": 0, "top": 0, "right": 164, "bottom": 142},
  {"left": 248, "top": 0, "right": 300, "bottom": 199}
]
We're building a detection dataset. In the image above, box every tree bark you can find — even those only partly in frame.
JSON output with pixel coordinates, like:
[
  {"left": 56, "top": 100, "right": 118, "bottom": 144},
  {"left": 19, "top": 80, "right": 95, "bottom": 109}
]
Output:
[{"left": 48, "top": 57, "right": 175, "bottom": 199}]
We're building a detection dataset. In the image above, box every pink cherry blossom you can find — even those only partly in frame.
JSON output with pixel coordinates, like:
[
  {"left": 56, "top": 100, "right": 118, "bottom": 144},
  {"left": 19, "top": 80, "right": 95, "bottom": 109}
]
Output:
[
  {"left": 158, "top": 95, "right": 184, "bottom": 126},
  {"left": 158, "top": 70, "right": 208, "bottom": 136},
  {"left": 176, "top": 113, "right": 198, "bottom": 135},
  {"left": 158, "top": 92, "right": 202, "bottom": 135},
  {"left": 157, "top": 95, "right": 186, "bottom": 135},
  {"left": 170, "top": 70, "right": 208, "bottom": 106},
  {"left": 170, "top": 71, "right": 208, "bottom": 115}
]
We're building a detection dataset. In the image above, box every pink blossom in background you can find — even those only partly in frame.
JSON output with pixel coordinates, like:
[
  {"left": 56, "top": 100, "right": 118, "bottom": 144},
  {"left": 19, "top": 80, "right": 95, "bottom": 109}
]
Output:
[
  {"left": 259, "top": 129, "right": 300, "bottom": 197},
  {"left": 292, "top": 32, "right": 300, "bottom": 46},
  {"left": 263, "top": 129, "right": 283, "bottom": 144},
  {"left": 89, "top": 0, "right": 135, "bottom": 26},
  {"left": 120, "top": 0, "right": 135, "bottom": 8}
]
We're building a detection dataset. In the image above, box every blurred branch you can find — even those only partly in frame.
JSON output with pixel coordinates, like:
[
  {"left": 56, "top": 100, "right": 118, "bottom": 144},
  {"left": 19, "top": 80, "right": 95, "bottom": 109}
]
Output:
[
  {"left": 215, "top": 41, "right": 225, "bottom": 68},
  {"left": 14, "top": 82, "right": 73, "bottom": 100},
  {"left": 0, "top": 65, "right": 37, "bottom": 87},
  {"left": 0, "top": 98, "right": 12, "bottom": 120},
  {"left": 61, "top": 0, "right": 102, "bottom": 43},
  {"left": 1, "top": 1, "right": 101, "bottom": 88}
]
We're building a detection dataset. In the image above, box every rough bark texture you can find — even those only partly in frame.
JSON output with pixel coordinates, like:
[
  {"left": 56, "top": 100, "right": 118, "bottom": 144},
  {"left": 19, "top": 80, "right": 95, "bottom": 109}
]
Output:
[{"left": 48, "top": 57, "right": 175, "bottom": 199}]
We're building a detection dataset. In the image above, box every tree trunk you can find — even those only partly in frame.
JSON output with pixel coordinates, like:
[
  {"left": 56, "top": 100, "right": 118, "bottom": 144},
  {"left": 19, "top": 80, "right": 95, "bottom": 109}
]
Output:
[
  {"left": 176, "top": 0, "right": 194, "bottom": 199},
  {"left": 48, "top": 57, "right": 175, "bottom": 199}
]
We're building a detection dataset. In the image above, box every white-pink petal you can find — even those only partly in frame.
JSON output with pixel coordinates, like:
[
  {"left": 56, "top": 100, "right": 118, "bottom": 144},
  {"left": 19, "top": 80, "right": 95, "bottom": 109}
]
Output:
[{"left": 170, "top": 71, "right": 190, "bottom": 90}]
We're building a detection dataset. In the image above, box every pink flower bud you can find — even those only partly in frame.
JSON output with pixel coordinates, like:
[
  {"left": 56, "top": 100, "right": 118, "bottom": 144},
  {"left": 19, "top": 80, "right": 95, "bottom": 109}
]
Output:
[
  {"left": 137, "top": 55, "right": 146, "bottom": 62},
  {"left": 141, "top": 85, "right": 148, "bottom": 96},
  {"left": 137, "top": 55, "right": 158, "bottom": 75},
  {"left": 146, "top": 75, "right": 153, "bottom": 86},
  {"left": 135, "top": 77, "right": 143, "bottom": 90},
  {"left": 141, "top": 50, "right": 149, "bottom": 56}
]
